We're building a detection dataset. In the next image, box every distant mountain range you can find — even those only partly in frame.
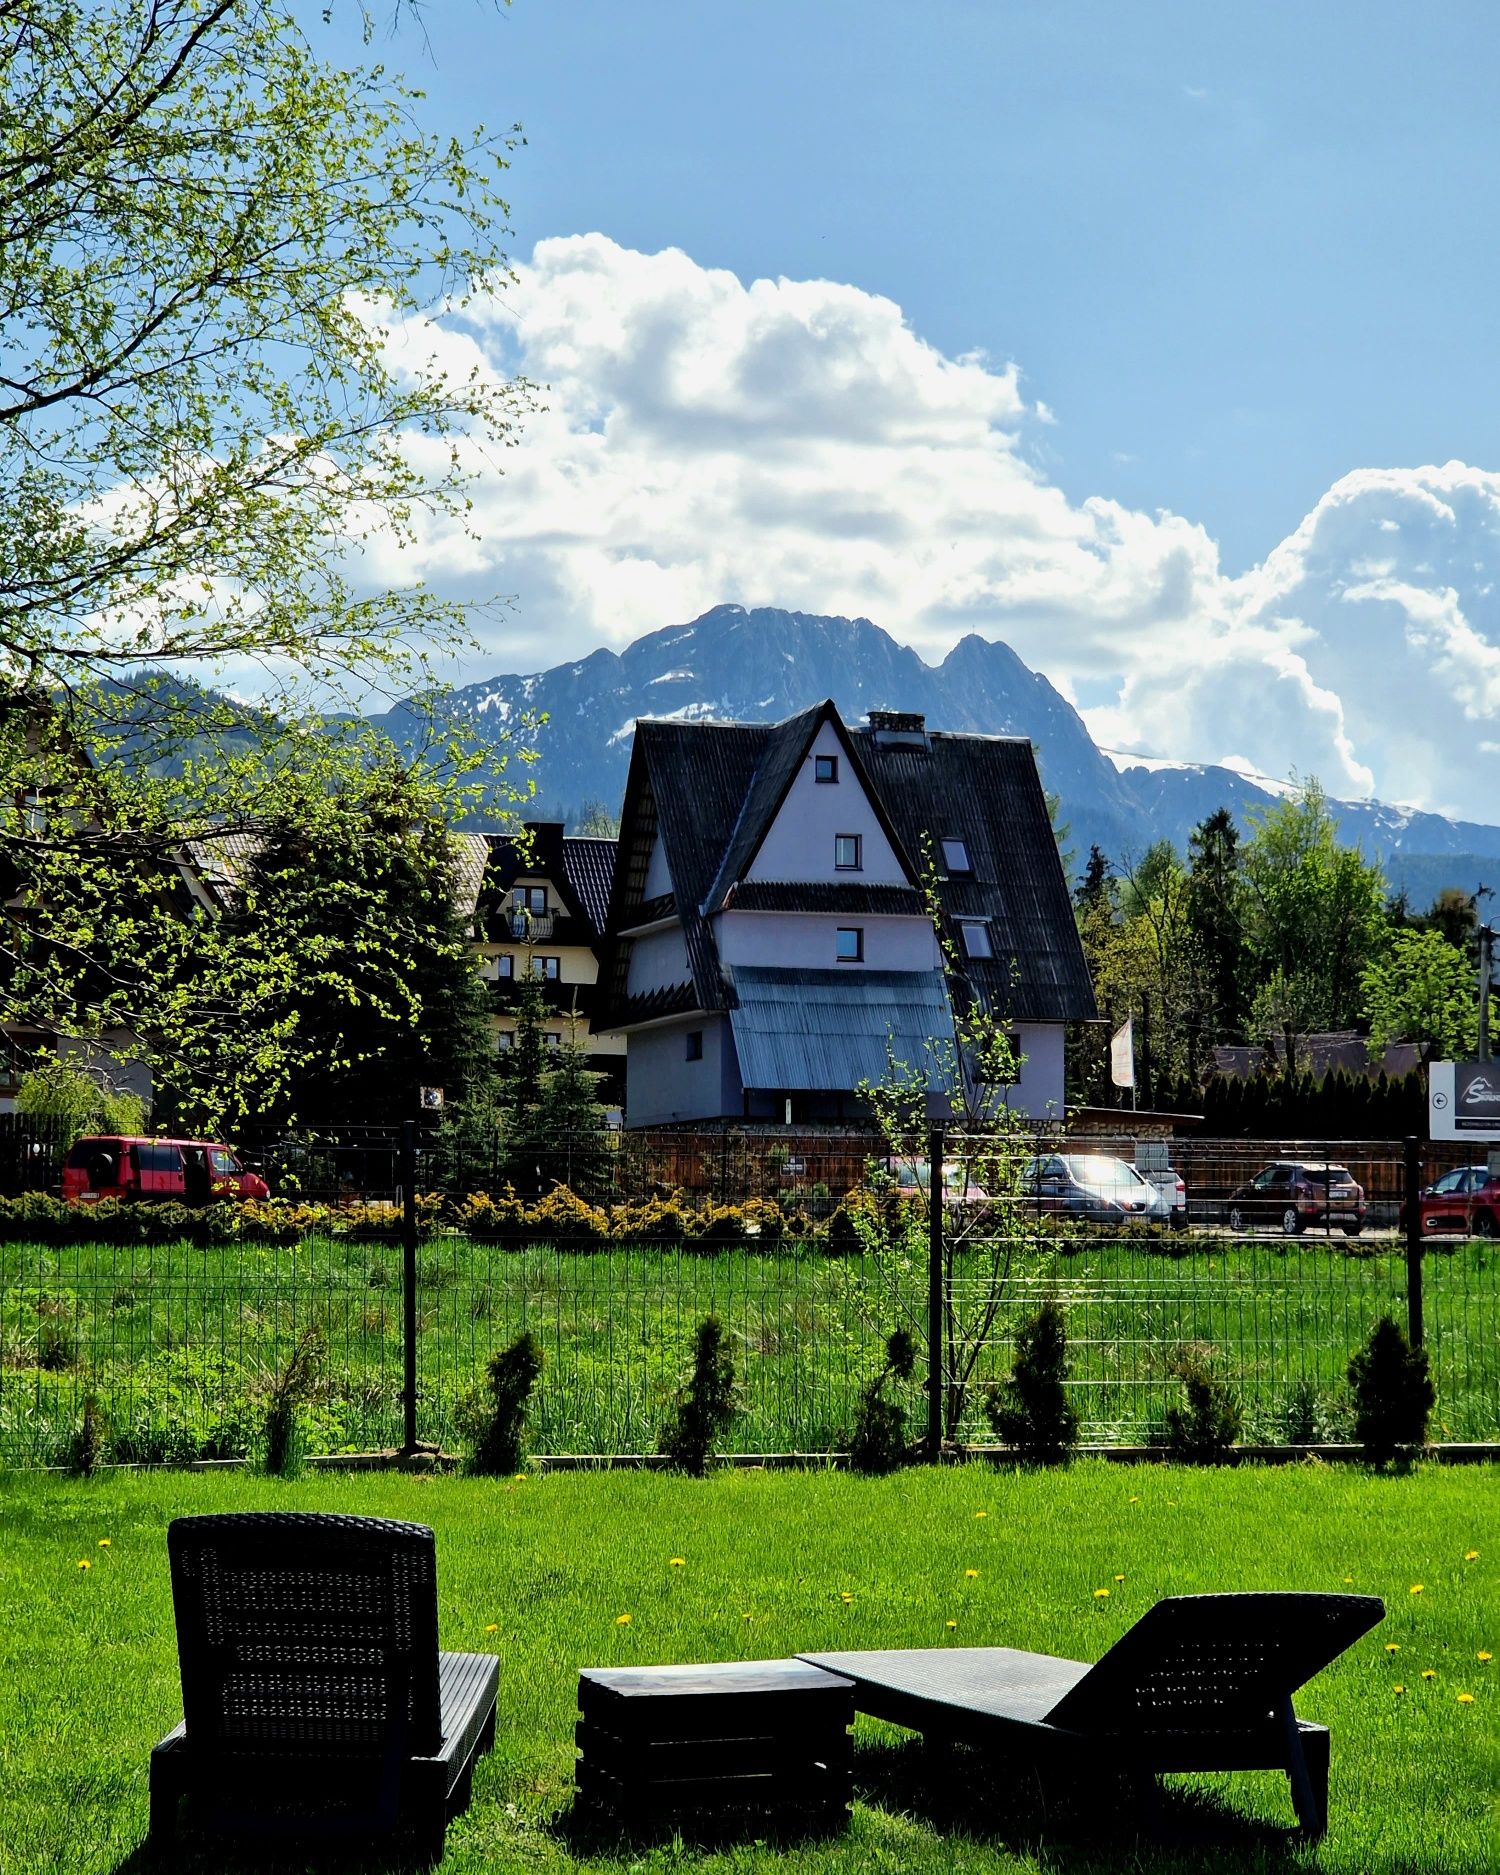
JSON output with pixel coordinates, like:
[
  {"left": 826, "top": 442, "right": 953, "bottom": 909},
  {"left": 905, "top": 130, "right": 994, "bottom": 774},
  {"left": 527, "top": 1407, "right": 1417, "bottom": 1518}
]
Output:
[{"left": 377, "top": 601, "right": 1500, "bottom": 902}]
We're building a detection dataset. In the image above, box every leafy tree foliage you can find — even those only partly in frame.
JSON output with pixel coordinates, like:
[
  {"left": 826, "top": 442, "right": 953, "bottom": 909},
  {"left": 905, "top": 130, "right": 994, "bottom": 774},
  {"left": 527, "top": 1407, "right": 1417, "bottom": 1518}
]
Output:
[{"left": 1362, "top": 928, "right": 1478, "bottom": 1063}]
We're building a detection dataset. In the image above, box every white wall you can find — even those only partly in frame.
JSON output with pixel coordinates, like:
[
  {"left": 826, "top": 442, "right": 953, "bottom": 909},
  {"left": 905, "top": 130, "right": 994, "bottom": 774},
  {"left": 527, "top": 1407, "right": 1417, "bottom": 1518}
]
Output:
[
  {"left": 625, "top": 1016, "right": 741, "bottom": 1125},
  {"left": 643, "top": 833, "right": 672, "bottom": 897},
  {"left": 625, "top": 925, "right": 691, "bottom": 994},
  {"left": 715, "top": 910, "right": 940, "bottom": 972},
  {"left": 998, "top": 1022, "right": 1066, "bottom": 1121},
  {"left": 747, "top": 721, "right": 907, "bottom": 883}
]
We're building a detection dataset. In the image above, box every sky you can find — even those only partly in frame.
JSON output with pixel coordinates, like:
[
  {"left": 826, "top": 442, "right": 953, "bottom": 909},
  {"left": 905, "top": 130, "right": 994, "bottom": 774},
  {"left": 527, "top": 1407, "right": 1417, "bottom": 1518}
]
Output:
[{"left": 314, "top": 2, "right": 1500, "bottom": 823}]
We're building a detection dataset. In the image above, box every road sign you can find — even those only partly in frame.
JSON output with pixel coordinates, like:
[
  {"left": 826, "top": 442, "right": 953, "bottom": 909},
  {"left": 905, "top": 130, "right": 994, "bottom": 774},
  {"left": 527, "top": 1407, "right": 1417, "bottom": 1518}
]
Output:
[{"left": 1428, "top": 1060, "right": 1500, "bottom": 1142}]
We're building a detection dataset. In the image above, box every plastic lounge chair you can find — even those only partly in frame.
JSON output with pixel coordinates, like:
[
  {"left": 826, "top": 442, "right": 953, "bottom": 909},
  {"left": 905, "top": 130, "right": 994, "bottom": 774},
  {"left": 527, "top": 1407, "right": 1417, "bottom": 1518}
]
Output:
[
  {"left": 149, "top": 1512, "right": 499, "bottom": 1864},
  {"left": 801, "top": 1591, "right": 1383, "bottom": 1837}
]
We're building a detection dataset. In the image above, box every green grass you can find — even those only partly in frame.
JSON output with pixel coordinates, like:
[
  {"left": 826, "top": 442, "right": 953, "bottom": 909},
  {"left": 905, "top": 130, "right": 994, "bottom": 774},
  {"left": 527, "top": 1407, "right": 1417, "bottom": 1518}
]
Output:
[
  {"left": 3, "top": 1231, "right": 1497, "bottom": 1465},
  {"left": 1, "top": 1464, "right": 1495, "bottom": 1874}
]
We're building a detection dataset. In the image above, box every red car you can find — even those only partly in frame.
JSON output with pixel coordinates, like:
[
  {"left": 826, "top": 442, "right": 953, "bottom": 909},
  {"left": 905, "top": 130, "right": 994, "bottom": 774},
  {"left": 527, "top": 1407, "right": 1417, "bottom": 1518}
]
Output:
[
  {"left": 1418, "top": 1165, "right": 1500, "bottom": 1239},
  {"left": 62, "top": 1136, "right": 270, "bottom": 1205}
]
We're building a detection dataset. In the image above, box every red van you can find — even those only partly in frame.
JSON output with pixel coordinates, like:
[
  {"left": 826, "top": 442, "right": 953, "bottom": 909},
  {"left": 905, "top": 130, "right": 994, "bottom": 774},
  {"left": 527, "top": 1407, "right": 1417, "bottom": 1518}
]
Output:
[{"left": 61, "top": 1136, "right": 270, "bottom": 1205}]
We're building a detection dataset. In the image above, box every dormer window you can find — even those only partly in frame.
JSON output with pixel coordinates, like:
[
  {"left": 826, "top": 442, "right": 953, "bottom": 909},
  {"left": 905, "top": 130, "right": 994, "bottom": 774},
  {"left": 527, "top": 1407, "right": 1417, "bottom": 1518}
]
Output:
[
  {"left": 959, "top": 920, "right": 993, "bottom": 959},
  {"left": 834, "top": 834, "right": 862, "bottom": 871},
  {"left": 512, "top": 885, "right": 547, "bottom": 914},
  {"left": 941, "top": 838, "right": 971, "bottom": 874},
  {"left": 815, "top": 755, "right": 839, "bottom": 783},
  {"left": 836, "top": 926, "right": 864, "bottom": 962}
]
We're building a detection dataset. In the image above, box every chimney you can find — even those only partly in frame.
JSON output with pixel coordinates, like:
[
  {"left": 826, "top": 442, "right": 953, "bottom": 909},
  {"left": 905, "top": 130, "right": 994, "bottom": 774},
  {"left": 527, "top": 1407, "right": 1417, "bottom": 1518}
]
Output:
[{"left": 866, "top": 709, "right": 929, "bottom": 750}]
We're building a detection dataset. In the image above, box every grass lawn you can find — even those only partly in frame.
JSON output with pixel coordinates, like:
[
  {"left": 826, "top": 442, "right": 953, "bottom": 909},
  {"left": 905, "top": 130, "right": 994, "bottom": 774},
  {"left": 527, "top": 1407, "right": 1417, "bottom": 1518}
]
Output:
[{"left": 1, "top": 1462, "right": 1495, "bottom": 1875}]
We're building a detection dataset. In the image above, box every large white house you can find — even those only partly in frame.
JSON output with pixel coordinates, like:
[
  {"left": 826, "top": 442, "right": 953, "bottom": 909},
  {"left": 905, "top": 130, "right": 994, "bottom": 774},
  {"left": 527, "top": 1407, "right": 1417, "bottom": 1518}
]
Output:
[{"left": 601, "top": 701, "right": 1096, "bottom": 1126}]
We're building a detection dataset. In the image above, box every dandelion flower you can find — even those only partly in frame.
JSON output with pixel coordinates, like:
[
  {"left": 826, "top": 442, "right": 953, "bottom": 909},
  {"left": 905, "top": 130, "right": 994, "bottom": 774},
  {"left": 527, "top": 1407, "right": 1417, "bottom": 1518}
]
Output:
[
  {"left": 669, "top": 1557, "right": 686, "bottom": 1568},
  {"left": 1128, "top": 1495, "right": 1140, "bottom": 1504},
  {"left": 1421, "top": 1669, "right": 1436, "bottom": 1681},
  {"left": 1457, "top": 1692, "right": 1475, "bottom": 1704},
  {"left": 965, "top": 1568, "right": 979, "bottom": 1579},
  {"left": 484, "top": 1624, "right": 498, "bottom": 1634},
  {"left": 1342, "top": 1576, "right": 1354, "bottom": 1585},
  {"left": 97, "top": 1539, "right": 111, "bottom": 1549},
  {"left": 77, "top": 1559, "right": 91, "bottom": 1571},
  {"left": 974, "top": 1511, "right": 987, "bottom": 1520},
  {"left": 1385, "top": 1643, "right": 1401, "bottom": 1654},
  {"left": 1477, "top": 1651, "right": 1492, "bottom": 1663},
  {"left": 615, "top": 1613, "right": 632, "bottom": 1626},
  {"left": 1094, "top": 1588, "right": 1110, "bottom": 1599},
  {"left": 1393, "top": 1684, "right": 1406, "bottom": 1695},
  {"left": 1464, "top": 1550, "right": 1479, "bottom": 1562},
  {"left": 514, "top": 1473, "right": 526, "bottom": 1483},
  {"left": 840, "top": 1592, "right": 855, "bottom": 1604},
  {"left": 1114, "top": 1574, "right": 1126, "bottom": 1583},
  {"left": 1410, "top": 1584, "right": 1424, "bottom": 1596}
]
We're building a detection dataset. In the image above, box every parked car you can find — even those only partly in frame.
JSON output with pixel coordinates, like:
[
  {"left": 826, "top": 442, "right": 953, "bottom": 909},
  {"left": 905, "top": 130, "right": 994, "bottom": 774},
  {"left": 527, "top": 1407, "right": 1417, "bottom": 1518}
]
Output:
[
  {"left": 61, "top": 1136, "right": 270, "bottom": 1205},
  {"left": 1020, "top": 1153, "right": 1164, "bottom": 1223},
  {"left": 1226, "top": 1162, "right": 1366, "bottom": 1237},
  {"left": 1136, "top": 1163, "right": 1189, "bottom": 1229},
  {"left": 1417, "top": 1165, "right": 1500, "bottom": 1239},
  {"left": 892, "top": 1157, "right": 991, "bottom": 1204}
]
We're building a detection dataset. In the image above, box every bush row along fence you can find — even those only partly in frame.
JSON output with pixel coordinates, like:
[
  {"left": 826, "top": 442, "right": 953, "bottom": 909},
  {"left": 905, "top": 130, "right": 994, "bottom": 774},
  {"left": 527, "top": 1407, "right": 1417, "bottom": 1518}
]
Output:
[{"left": 0, "top": 1125, "right": 1495, "bottom": 1466}]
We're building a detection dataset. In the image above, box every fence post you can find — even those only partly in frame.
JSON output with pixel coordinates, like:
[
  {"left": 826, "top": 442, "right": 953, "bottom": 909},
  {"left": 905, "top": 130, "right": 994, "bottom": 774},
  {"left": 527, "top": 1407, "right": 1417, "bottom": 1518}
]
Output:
[
  {"left": 1403, "top": 1134, "right": 1424, "bottom": 1350},
  {"left": 401, "top": 1118, "right": 418, "bottom": 1452},
  {"left": 927, "top": 1122, "right": 945, "bottom": 1461}
]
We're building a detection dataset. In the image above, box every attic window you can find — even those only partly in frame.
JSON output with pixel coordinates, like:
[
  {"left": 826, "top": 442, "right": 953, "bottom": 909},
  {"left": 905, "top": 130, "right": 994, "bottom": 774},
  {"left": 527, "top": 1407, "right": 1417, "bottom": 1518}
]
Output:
[
  {"left": 836, "top": 926, "right": 864, "bottom": 962},
  {"left": 512, "top": 886, "right": 547, "bottom": 914},
  {"left": 941, "top": 838, "right": 971, "bottom": 874},
  {"left": 815, "top": 755, "right": 839, "bottom": 783},
  {"left": 959, "top": 920, "right": 993, "bottom": 959},
  {"left": 834, "top": 834, "right": 862, "bottom": 870}
]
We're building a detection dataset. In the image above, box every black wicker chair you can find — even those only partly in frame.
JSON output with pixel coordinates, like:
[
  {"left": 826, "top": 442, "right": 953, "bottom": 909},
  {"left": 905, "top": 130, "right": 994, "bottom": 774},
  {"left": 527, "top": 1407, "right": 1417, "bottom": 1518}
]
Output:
[
  {"left": 802, "top": 1591, "right": 1383, "bottom": 1837},
  {"left": 149, "top": 1512, "right": 498, "bottom": 1863}
]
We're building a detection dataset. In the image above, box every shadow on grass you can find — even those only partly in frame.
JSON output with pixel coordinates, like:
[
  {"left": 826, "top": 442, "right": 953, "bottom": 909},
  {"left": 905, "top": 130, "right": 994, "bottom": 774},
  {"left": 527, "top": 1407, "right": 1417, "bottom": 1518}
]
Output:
[
  {"left": 543, "top": 1736, "right": 1308, "bottom": 1868},
  {"left": 111, "top": 1830, "right": 440, "bottom": 1875}
]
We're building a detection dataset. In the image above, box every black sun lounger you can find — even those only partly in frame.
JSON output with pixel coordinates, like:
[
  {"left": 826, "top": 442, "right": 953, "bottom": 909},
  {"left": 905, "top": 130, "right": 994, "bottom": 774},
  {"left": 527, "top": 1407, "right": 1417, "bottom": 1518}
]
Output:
[
  {"left": 149, "top": 1512, "right": 499, "bottom": 1864},
  {"left": 801, "top": 1591, "right": 1382, "bottom": 1837}
]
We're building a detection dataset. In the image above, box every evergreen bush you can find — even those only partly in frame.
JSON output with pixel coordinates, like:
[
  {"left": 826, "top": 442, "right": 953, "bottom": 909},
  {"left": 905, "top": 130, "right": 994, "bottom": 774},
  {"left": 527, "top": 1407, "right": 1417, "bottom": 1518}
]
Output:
[
  {"left": 457, "top": 1331, "right": 545, "bottom": 1474},
  {"left": 1348, "top": 1315, "right": 1434, "bottom": 1463},
  {"left": 659, "top": 1314, "right": 737, "bottom": 1475},
  {"left": 983, "top": 1301, "right": 1079, "bottom": 1464},
  {"left": 1161, "top": 1353, "right": 1242, "bottom": 1461},
  {"left": 260, "top": 1328, "right": 325, "bottom": 1477},
  {"left": 849, "top": 1328, "right": 917, "bottom": 1473}
]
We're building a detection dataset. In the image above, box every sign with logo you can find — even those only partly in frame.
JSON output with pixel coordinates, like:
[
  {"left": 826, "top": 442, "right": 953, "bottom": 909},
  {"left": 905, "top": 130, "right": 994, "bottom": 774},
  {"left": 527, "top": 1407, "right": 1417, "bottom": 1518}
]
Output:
[
  {"left": 419, "top": 1086, "right": 445, "bottom": 1112},
  {"left": 1428, "top": 1060, "right": 1500, "bottom": 1142}
]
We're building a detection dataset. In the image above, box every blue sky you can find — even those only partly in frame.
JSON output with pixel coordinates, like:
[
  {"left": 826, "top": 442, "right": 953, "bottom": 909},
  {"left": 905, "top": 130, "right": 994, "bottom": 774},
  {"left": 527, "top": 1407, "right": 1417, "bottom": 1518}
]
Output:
[{"left": 312, "top": 2, "right": 1500, "bottom": 821}]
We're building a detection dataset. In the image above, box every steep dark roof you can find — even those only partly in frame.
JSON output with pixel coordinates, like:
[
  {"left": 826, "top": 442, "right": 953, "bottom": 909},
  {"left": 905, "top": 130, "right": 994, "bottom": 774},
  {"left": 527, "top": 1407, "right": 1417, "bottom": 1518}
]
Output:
[
  {"left": 605, "top": 707, "right": 1095, "bottom": 1027},
  {"left": 481, "top": 821, "right": 617, "bottom": 942},
  {"left": 561, "top": 837, "right": 617, "bottom": 938},
  {"left": 853, "top": 728, "right": 1097, "bottom": 1024}
]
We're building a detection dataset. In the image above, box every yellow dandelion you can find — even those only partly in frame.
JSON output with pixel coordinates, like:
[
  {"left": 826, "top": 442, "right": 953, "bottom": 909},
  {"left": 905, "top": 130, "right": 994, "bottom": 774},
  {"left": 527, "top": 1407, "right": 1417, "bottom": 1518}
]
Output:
[
  {"left": 76, "top": 1559, "right": 91, "bottom": 1571},
  {"left": 1464, "top": 1550, "right": 1479, "bottom": 1562},
  {"left": 1128, "top": 1494, "right": 1140, "bottom": 1504},
  {"left": 1094, "top": 1588, "right": 1110, "bottom": 1599},
  {"left": 1385, "top": 1643, "right": 1401, "bottom": 1654},
  {"left": 514, "top": 1473, "right": 527, "bottom": 1483},
  {"left": 669, "top": 1557, "right": 686, "bottom": 1568},
  {"left": 97, "top": 1539, "right": 111, "bottom": 1548},
  {"left": 1393, "top": 1684, "right": 1406, "bottom": 1695},
  {"left": 615, "top": 1613, "right": 632, "bottom": 1626},
  {"left": 743, "top": 1612, "right": 753, "bottom": 1621},
  {"left": 974, "top": 1511, "right": 988, "bottom": 1520},
  {"left": 1409, "top": 1583, "right": 1424, "bottom": 1595},
  {"left": 484, "top": 1623, "right": 499, "bottom": 1634},
  {"left": 1114, "top": 1574, "right": 1126, "bottom": 1583},
  {"left": 1457, "top": 1692, "right": 1475, "bottom": 1704},
  {"left": 964, "top": 1568, "right": 979, "bottom": 1579},
  {"left": 840, "top": 1592, "right": 855, "bottom": 1604},
  {"left": 1343, "top": 1576, "right": 1354, "bottom": 1585},
  {"left": 1477, "top": 1651, "right": 1492, "bottom": 1663},
  {"left": 1421, "top": 1669, "right": 1436, "bottom": 1681}
]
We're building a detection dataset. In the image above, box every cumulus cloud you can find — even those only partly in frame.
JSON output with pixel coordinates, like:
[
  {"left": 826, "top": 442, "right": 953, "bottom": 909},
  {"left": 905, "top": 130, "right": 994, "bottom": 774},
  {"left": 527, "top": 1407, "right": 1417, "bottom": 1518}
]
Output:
[{"left": 380, "top": 235, "right": 1500, "bottom": 823}]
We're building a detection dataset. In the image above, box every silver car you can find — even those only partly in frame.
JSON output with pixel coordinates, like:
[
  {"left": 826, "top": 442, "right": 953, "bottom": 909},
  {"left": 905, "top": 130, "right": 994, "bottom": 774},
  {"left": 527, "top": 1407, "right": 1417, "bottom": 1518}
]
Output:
[{"left": 1022, "top": 1153, "right": 1169, "bottom": 1223}]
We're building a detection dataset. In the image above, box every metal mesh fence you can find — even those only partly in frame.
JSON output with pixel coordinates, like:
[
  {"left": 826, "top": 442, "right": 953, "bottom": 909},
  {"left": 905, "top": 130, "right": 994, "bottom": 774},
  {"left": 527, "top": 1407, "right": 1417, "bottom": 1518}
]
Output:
[{"left": 0, "top": 1122, "right": 1495, "bottom": 1464}]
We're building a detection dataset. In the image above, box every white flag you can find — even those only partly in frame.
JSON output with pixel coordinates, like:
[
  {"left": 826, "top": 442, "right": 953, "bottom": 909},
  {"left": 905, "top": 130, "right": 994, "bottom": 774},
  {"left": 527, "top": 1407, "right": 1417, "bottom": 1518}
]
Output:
[{"left": 1110, "top": 1017, "right": 1135, "bottom": 1089}]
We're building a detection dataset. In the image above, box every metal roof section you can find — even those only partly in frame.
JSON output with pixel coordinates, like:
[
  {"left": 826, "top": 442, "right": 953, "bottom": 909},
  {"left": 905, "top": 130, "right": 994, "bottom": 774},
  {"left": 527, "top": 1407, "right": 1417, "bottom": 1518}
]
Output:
[
  {"left": 726, "top": 965, "right": 953, "bottom": 1092},
  {"left": 561, "top": 836, "right": 617, "bottom": 938}
]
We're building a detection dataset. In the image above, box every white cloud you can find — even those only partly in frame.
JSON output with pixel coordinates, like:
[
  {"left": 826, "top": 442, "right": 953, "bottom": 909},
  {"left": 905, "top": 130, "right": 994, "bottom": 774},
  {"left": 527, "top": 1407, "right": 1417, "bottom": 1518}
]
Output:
[{"left": 376, "top": 235, "right": 1500, "bottom": 823}]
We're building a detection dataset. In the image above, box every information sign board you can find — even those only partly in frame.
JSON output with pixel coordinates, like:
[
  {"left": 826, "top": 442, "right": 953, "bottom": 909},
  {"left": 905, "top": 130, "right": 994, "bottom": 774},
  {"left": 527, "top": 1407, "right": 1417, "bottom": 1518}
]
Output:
[{"left": 1428, "top": 1060, "right": 1500, "bottom": 1142}]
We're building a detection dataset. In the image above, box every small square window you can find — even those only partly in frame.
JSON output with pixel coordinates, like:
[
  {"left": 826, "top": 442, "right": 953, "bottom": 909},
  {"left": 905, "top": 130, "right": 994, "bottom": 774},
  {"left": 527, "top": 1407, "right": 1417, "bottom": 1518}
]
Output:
[
  {"left": 495, "top": 953, "right": 514, "bottom": 979},
  {"left": 941, "top": 838, "right": 971, "bottom": 873},
  {"left": 959, "top": 920, "right": 993, "bottom": 959},
  {"left": 494, "top": 1031, "right": 513, "bottom": 1051},
  {"left": 814, "top": 755, "right": 839, "bottom": 783},
  {"left": 543, "top": 1031, "right": 561, "bottom": 1050},
  {"left": 834, "top": 833, "right": 862, "bottom": 870},
  {"left": 685, "top": 1030, "right": 704, "bottom": 1062},
  {"left": 528, "top": 955, "right": 561, "bottom": 980},
  {"left": 835, "top": 926, "right": 864, "bottom": 962}
]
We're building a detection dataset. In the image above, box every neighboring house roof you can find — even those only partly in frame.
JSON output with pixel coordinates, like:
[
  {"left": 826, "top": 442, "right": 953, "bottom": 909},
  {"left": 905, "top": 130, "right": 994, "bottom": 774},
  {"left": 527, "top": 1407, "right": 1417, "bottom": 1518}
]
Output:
[
  {"left": 480, "top": 821, "right": 618, "bottom": 942},
  {"left": 561, "top": 836, "right": 617, "bottom": 937},
  {"left": 605, "top": 701, "right": 1096, "bottom": 1027},
  {"left": 726, "top": 965, "right": 952, "bottom": 1091}
]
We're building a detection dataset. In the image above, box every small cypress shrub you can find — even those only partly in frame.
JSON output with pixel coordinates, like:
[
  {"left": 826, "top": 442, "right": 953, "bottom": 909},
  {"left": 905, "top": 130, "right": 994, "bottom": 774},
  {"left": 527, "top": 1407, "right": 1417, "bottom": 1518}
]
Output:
[
  {"left": 1162, "top": 1354, "right": 1241, "bottom": 1462},
  {"left": 457, "top": 1331, "right": 545, "bottom": 1475},
  {"left": 261, "top": 1328, "right": 325, "bottom": 1477},
  {"left": 849, "top": 1329, "right": 918, "bottom": 1474},
  {"left": 659, "top": 1314, "right": 737, "bottom": 1475},
  {"left": 983, "top": 1302, "right": 1079, "bottom": 1464},
  {"left": 1348, "top": 1316, "right": 1434, "bottom": 1464},
  {"left": 68, "top": 1393, "right": 108, "bottom": 1476}
]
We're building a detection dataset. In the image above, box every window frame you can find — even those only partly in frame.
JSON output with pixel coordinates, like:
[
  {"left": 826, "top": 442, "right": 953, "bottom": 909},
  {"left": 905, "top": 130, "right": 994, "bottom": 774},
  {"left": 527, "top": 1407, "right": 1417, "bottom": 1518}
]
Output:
[
  {"left": 512, "top": 884, "right": 547, "bottom": 915},
  {"left": 495, "top": 952, "right": 514, "bottom": 980},
  {"left": 941, "top": 837, "right": 972, "bottom": 874},
  {"left": 834, "top": 832, "right": 862, "bottom": 871},
  {"left": 835, "top": 925, "right": 864, "bottom": 962},
  {"left": 528, "top": 954, "right": 561, "bottom": 981},
  {"left": 685, "top": 1029, "right": 704, "bottom": 1062},
  {"left": 814, "top": 754, "right": 839, "bottom": 784},
  {"left": 958, "top": 919, "right": 994, "bottom": 959}
]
